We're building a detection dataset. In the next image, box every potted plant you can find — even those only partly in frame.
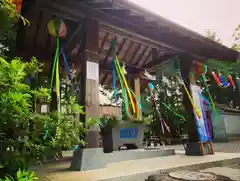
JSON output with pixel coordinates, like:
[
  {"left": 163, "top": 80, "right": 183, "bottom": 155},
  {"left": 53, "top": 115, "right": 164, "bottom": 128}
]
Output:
[{"left": 99, "top": 115, "right": 118, "bottom": 153}]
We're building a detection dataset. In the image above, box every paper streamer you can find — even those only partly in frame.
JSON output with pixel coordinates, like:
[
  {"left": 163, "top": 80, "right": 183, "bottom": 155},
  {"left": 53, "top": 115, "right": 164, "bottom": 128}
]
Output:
[
  {"left": 50, "top": 37, "right": 60, "bottom": 92},
  {"left": 228, "top": 75, "right": 236, "bottom": 89},
  {"left": 219, "top": 73, "right": 229, "bottom": 87},
  {"left": 112, "top": 56, "right": 117, "bottom": 103},
  {"left": 160, "top": 101, "right": 186, "bottom": 120},
  {"left": 202, "top": 75, "right": 219, "bottom": 119},
  {"left": 115, "top": 55, "right": 136, "bottom": 114},
  {"left": 178, "top": 76, "right": 201, "bottom": 119},
  {"left": 61, "top": 47, "right": 71, "bottom": 76},
  {"left": 160, "top": 120, "right": 165, "bottom": 134},
  {"left": 212, "top": 72, "right": 222, "bottom": 87},
  {"left": 198, "top": 92, "right": 211, "bottom": 106}
]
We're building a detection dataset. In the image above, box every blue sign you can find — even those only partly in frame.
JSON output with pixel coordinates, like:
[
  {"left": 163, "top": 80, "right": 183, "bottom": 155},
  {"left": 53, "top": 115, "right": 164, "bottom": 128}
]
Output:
[{"left": 120, "top": 128, "right": 138, "bottom": 139}]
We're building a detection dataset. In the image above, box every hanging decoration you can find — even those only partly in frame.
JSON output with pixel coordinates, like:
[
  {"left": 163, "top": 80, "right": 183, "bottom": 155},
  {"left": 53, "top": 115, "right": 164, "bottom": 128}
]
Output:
[
  {"left": 146, "top": 82, "right": 170, "bottom": 134},
  {"left": 111, "top": 40, "right": 142, "bottom": 120},
  {"left": 177, "top": 75, "right": 201, "bottom": 119},
  {"left": 236, "top": 75, "right": 240, "bottom": 90},
  {"left": 196, "top": 63, "right": 219, "bottom": 119},
  {"left": 219, "top": 73, "right": 229, "bottom": 87},
  {"left": 48, "top": 19, "right": 67, "bottom": 38},
  {"left": 175, "top": 59, "right": 201, "bottom": 119},
  {"left": 144, "top": 69, "right": 156, "bottom": 80},
  {"left": 228, "top": 75, "right": 236, "bottom": 89},
  {"left": 9, "top": 0, "right": 22, "bottom": 14},
  {"left": 47, "top": 18, "right": 69, "bottom": 138},
  {"left": 212, "top": 71, "right": 222, "bottom": 87},
  {"left": 159, "top": 100, "right": 185, "bottom": 121}
]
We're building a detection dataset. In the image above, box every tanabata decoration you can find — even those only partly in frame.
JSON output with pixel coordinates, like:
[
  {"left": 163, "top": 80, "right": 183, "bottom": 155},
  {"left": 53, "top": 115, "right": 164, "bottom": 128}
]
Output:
[
  {"left": 9, "top": 0, "right": 22, "bottom": 13},
  {"left": 219, "top": 73, "right": 229, "bottom": 87},
  {"left": 212, "top": 71, "right": 222, "bottom": 87},
  {"left": 175, "top": 60, "right": 201, "bottom": 119},
  {"left": 144, "top": 69, "right": 156, "bottom": 80},
  {"left": 200, "top": 65, "right": 219, "bottom": 120},
  {"left": 48, "top": 19, "right": 67, "bottom": 38},
  {"left": 177, "top": 75, "right": 201, "bottom": 119},
  {"left": 236, "top": 75, "right": 240, "bottom": 90},
  {"left": 146, "top": 82, "right": 170, "bottom": 134},
  {"left": 111, "top": 40, "right": 142, "bottom": 121},
  {"left": 7, "top": 0, "right": 29, "bottom": 25},
  {"left": 47, "top": 18, "right": 69, "bottom": 139},
  {"left": 228, "top": 75, "right": 236, "bottom": 89}
]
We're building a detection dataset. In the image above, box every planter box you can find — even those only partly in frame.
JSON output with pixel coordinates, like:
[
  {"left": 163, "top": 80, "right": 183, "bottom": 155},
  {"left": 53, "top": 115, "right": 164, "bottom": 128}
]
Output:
[{"left": 102, "top": 121, "right": 146, "bottom": 152}]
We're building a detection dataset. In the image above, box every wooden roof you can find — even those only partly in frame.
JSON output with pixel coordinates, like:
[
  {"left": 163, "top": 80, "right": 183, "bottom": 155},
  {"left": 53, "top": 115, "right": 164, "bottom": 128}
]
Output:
[{"left": 17, "top": 0, "right": 239, "bottom": 86}]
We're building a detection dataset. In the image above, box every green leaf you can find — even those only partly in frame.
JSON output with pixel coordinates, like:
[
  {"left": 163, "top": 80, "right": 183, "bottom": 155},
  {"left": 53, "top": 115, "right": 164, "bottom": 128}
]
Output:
[{"left": 17, "top": 169, "right": 22, "bottom": 179}]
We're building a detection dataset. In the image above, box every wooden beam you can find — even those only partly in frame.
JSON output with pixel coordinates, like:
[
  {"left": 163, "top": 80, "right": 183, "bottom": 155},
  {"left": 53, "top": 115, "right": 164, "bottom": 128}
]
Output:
[
  {"left": 99, "top": 32, "right": 109, "bottom": 53},
  {"left": 129, "top": 43, "right": 141, "bottom": 64},
  {"left": 121, "top": 40, "right": 133, "bottom": 62},
  {"left": 38, "top": 1, "right": 207, "bottom": 60},
  {"left": 142, "top": 53, "right": 175, "bottom": 70},
  {"left": 138, "top": 48, "right": 153, "bottom": 67}
]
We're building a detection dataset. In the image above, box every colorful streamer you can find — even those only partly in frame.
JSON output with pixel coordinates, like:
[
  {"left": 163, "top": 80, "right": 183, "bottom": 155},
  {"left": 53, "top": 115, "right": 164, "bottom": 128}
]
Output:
[
  {"left": 115, "top": 55, "right": 136, "bottom": 114},
  {"left": 212, "top": 72, "right": 222, "bottom": 87},
  {"left": 219, "top": 73, "right": 229, "bottom": 87},
  {"left": 160, "top": 119, "right": 165, "bottom": 134},
  {"left": 50, "top": 37, "right": 60, "bottom": 92},
  {"left": 228, "top": 75, "right": 236, "bottom": 89},
  {"left": 61, "top": 47, "right": 71, "bottom": 76},
  {"left": 159, "top": 101, "right": 186, "bottom": 120},
  {"left": 236, "top": 76, "right": 240, "bottom": 90},
  {"left": 112, "top": 49, "right": 117, "bottom": 103},
  {"left": 146, "top": 82, "right": 170, "bottom": 134},
  {"left": 198, "top": 92, "right": 211, "bottom": 106},
  {"left": 202, "top": 75, "right": 219, "bottom": 119},
  {"left": 178, "top": 76, "right": 201, "bottom": 119},
  {"left": 114, "top": 56, "right": 134, "bottom": 120},
  {"left": 55, "top": 57, "right": 61, "bottom": 115}
]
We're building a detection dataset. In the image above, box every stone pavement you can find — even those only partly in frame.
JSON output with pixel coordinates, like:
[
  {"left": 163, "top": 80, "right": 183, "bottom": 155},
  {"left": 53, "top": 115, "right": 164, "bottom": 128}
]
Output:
[{"left": 37, "top": 141, "right": 240, "bottom": 181}]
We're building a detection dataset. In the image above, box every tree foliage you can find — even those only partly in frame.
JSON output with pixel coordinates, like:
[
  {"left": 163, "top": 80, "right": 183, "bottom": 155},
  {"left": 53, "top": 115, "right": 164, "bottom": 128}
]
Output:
[
  {"left": 0, "top": 57, "right": 92, "bottom": 180},
  {"left": 205, "top": 29, "right": 222, "bottom": 43}
]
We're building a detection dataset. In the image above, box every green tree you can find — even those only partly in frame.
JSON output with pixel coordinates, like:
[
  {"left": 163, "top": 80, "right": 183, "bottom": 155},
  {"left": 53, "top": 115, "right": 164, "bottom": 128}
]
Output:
[
  {"left": 232, "top": 24, "right": 240, "bottom": 51},
  {"left": 205, "top": 29, "right": 222, "bottom": 43}
]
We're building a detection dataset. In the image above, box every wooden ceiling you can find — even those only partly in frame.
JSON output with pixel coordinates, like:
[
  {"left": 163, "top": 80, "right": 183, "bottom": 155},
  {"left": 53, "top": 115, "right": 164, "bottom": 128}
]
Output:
[{"left": 16, "top": 0, "right": 239, "bottom": 86}]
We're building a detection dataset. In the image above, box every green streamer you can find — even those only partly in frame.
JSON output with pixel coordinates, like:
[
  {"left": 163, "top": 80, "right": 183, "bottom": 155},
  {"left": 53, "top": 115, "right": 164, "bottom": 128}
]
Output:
[
  {"left": 50, "top": 37, "right": 60, "bottom": 92},
  {"left": 160, "top": 101, "right": 185, "bottom": 120},
  {"left": 114, "top": 56, "right": 134, "bottom": 120},
  {"left": 202, "top": 75, "right": 219, "bottom": 119}
]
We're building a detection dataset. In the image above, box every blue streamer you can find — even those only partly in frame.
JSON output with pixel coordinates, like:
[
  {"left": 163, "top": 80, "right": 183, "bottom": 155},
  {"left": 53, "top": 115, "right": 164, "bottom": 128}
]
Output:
[
  {"left": 148, "top": 83, "right": 154, "bottom": 91},
  {"left": 61, "top": 47, "right": 71, "bottom": 76},
  {"left": 198, "top": 93, "right": 211, "bottom": 106},
  {"left": 160, "top": 119, "right": 164, "bottom": 134},
  {"left": 219, "top": 74, "right": 228, "bottom": 87}
]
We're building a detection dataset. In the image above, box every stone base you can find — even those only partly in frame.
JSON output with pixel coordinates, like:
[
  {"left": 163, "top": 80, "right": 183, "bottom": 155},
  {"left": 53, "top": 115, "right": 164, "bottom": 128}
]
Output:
[
  {"left": 185, "top": 142, "right": 212, "bottom": 156},
  {"left": 70, "top": 148, "right": 105, "bottom": 171}
]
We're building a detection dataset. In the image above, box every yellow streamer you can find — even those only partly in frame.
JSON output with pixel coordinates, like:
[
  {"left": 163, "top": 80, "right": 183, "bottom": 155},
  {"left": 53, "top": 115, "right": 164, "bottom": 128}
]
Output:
[
  {"left": 56, "top": 57, "right": 61, "bottom": 116},
  {"left": 115, "top": 56, "right": 136, "bottom": 114},
  {"left": 181, "top": 80, "right": 201, "bottom": 119}
]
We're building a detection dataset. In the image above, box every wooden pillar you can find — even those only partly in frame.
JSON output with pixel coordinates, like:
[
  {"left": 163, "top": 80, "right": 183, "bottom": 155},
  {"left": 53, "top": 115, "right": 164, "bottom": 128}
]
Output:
[
  {"left": 82, "top": 18, "right": 101, "bottom": 148},
  {"left": 134, "top": 77, "right": 142, "bottom": 120},
  {"left": 71, "top": 18, "right": 104, "bottom": 171},
  {"left": 180, "top": 55, "right": 214, "bottom": 155},
  {"left": 179, "top": 56, "right": 199, "bottom": 142}
]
